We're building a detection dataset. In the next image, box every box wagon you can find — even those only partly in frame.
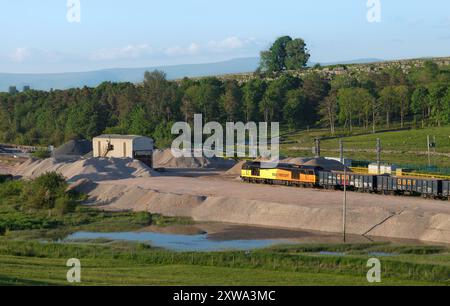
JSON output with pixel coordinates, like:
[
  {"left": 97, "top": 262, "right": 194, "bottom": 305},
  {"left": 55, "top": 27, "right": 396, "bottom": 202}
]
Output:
[
  {"left": 319, "top": 171, "right": 377, "bottom": 192},
  {"left": 441, "top": 181, "right": 450, "bottom": 199},
  {"left": 378, "top": 176, "right": 441, "bottom": 197}
]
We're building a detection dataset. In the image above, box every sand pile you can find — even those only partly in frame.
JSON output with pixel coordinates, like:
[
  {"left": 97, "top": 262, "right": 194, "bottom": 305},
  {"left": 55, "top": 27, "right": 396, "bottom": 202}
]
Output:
[
  {"left": 52, "top": 140, "right": 92, "bottom": 157},
  {"left": 279, "top": 157, "right": 350, "bottom": 172},
  {"left": 66, "top": 178, "right": 97, "bottom": 194},
  {"left": 224, "top": 160, "right": 245, "bottom": 176},
  {"left": 14, "top": 157, "right": 158, "bottom": 182},
  {"left": 153, "top": 149, "right": 235, "bottom": 169},
  {"left": 303, "top": 158, "right": 350, "bottom": 172},
  {"left": 281, "top": 157, "right": 312, "bottom": 165},
  {"left": 253, "top": 155, "right": 287, "bottom": 162},
  {"left": 74, "top": 177, "right": 450, "bottom": 244}
]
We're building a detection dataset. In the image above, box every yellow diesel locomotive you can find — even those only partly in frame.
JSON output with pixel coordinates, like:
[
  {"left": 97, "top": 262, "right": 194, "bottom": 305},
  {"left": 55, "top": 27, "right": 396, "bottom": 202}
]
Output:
[{"left": 240, "top": 161, "right": 321, "bottom": 187}]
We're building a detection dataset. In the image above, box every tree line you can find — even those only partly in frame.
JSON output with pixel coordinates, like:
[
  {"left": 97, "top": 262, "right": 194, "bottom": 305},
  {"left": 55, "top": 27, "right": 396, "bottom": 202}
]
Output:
[{"left": 1, "top": 37, "right": 450, "bottom": 148}]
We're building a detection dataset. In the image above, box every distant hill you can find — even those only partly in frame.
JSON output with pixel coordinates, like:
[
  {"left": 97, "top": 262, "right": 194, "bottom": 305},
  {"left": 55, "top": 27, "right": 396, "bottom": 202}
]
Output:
[
  {"left": 0, "top": 57, "right": 260, "bottom": 92},
  {"left": 0, "top": 57, "right": 387, "bottom": 92}
]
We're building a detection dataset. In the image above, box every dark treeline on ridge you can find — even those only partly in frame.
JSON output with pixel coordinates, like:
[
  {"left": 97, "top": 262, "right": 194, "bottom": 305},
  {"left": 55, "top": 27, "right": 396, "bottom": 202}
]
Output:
[{"left": 1, "top": 36, "right": 450, "bottom": 148}]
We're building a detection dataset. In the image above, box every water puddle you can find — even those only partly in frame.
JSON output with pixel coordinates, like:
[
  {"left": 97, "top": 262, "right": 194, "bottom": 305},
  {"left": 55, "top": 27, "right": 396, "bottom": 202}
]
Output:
[
  {"left": 63, "top": 223, "right": 429, "bottom": 252},
  {"left": 368, "top": 252, "right": 397, "bottom": 257},
  {"left": 318, "top": 251, "right": 346, "bottom": 256},
  {"left": 65, "top": 231, "right": 282, "bottom": 252}
]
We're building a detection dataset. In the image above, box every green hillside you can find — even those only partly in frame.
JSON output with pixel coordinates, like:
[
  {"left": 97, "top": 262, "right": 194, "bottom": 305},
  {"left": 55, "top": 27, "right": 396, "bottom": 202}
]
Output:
[{"left": 281, "top": 125, "right": 450, "bottom": 170}]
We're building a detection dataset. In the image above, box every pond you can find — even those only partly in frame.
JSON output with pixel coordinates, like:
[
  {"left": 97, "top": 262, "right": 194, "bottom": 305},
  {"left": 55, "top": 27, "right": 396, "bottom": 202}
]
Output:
[
  {"left": 63, "top": 223, "right": 421, "bottom": 252},
  {"left": 65, "top": 231, "right": 283, "bottom": 252}
]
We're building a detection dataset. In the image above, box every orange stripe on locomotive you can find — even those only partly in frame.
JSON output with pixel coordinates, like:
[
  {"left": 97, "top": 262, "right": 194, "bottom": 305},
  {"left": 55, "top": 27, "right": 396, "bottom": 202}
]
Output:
[{"left": 241, "top": 162, "right": 320, "bottom": 185}]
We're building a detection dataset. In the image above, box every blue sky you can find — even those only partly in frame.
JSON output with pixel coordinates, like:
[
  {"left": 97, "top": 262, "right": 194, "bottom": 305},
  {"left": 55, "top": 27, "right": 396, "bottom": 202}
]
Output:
[{"left": 1, "top": 0, "right": 450, "bottom": 73}]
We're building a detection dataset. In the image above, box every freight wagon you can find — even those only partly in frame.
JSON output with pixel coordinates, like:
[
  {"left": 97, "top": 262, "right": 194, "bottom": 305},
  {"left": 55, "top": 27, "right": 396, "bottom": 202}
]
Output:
[
  {"left": 318, "top": 171, "right": 377, "bottom": 192},
  {"left": 377, "top": 176, "right": 441, "bottom": 198},
  {"left": 442, "top": 181, "right": 450, "bottom": 198},
  {"left": 240, "top": 161, "right": 450, "bottom": 200}
]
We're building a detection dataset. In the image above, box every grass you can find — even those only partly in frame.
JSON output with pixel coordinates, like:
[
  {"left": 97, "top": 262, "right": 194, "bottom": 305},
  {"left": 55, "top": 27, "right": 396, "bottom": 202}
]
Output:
[
  {"left": 280, "top": 125, "right": 450, "bottom": 169},
  {"left": 0, "top": 239, "right": 448, "bottom": 286},
  {"left": 0, "top": 256, "right": 437, "bottom": 286},
  {"left": 0, "top": 176, "right": 192, "bottom": 240},
  {"left": 1, "top": 207, "right": 192, "bottom": 241}
]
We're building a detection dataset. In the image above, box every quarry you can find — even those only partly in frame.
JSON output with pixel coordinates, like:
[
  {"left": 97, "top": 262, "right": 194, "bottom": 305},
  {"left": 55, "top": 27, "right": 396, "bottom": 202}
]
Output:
[{"left": 5, "top": 136, "right": 450, "bottom": 245}]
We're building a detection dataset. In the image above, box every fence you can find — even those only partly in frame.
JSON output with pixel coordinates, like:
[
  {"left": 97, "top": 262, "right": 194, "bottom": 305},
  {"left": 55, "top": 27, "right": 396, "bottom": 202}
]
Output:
[{"left": 350, "top": 161, "right": 450, "bottom": 180}]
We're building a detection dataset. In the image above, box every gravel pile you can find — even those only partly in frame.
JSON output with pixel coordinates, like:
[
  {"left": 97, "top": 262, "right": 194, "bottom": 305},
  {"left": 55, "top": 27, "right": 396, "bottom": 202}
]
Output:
[
  {"left": 14, "top": 157, "right": 159, "bottom": 182},
  {"left": 52, "top": 140, "right": 92, "bottom": 157},
  {"left": 153, "top": 149, "right": 236, "bottom": 169}
]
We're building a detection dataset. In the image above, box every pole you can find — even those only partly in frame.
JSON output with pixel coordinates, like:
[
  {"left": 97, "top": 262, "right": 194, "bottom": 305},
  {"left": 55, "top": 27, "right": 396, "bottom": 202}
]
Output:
[
  {"left": 376, "top": 138, "right": 381, "bottom": 175},
  {"left": 315, "top": 138, "right": 321, "bottom": 158},
  {"left": 339, "top": 139, "right": 344, "bottom": 164},
  {"left": 433, "top": 136, "right": 436, "bottom": 167},
  {"left": 434, "top": 135, "right": 437, "bottom": 162},
  {"left": 343, "top": 166, "right": 347, "bottom": 243},
  {"left": 427, "top": 135, "right": 431, "bottom": 167}
]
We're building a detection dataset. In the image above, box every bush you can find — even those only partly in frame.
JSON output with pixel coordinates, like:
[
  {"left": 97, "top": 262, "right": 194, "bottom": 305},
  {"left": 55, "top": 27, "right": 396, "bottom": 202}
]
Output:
[
  {"left": 54, "top": 194, "right": 76, "bottom": 215},
  {"left": 132, "top": 211, "right": 152, "bottom": 225},
  {"left": 0, "top": 174, "right": 13, "bottom": 184},
  {"left": 0, "top": 212, "right": 60, "bottom": 231},
  {"left": 24, "top": 187, "right": 54, "bottom": 210},
  {"left": 31, "top": 149, "right": 51, "bottom": 159},
  {"left": 0, "top": 180, "right": 23, "bottom": 199},
  {"left": 23, "top": 172, "right": 69, "bottom": 211},
  {"left": 33, "top": 172, "right": 67, "bottom": 193}
]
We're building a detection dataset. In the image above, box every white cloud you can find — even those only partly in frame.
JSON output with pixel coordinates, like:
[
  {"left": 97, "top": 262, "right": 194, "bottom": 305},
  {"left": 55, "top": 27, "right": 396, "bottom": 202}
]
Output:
[
  {"left": 439, "top": 17, "right": 450, "bottom": 27},
  {"left": 3, "top": 36, "right": 262, "bottom": 72},
  {"left": 165, "top": 43, "right": 201, "bottom": 56},
  {"left": 207, "top": 37, "right": 246, "bottom": 51},
  {"left": 164, "top": 37, "right": 260, "bottom": 57},
  {"left": 90, "top": 44, "right": 153, "bottom": 61},
  {"left": 7, "top": 48, "right": 67, "bottom": 64},
  {"left": 9, "top": 48, "right": 31, "bottom": 62}
]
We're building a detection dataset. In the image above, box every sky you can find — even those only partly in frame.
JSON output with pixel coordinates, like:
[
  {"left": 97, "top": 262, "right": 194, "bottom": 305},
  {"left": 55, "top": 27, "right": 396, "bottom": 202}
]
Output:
[{"left": 0, "top": 0, "right": 450, "bottom": 73}]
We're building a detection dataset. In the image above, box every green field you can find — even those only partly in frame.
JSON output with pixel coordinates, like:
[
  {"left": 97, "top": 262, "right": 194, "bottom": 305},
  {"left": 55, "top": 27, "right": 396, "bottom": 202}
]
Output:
[
  {"left": 0, "top": 256, "right": 438, "bottom": 286},
  {"left": 281, "top": 125, "right": 450, "bottom": 170},
  {"left": 0, "top": 240, "right": 448, "bottom": 286}
]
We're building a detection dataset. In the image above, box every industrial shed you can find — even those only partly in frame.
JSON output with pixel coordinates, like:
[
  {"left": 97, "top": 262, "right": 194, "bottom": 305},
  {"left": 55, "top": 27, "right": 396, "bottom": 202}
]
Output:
[{"left": 92, "top": 134, "right": 154, "bottom": 167}]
